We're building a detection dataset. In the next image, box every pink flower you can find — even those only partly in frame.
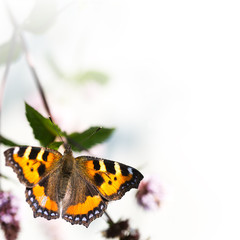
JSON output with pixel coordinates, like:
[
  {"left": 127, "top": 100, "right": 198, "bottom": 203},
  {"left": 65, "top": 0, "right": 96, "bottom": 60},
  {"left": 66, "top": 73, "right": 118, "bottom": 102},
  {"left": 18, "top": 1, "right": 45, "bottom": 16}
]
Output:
[
  {"left": 136, "top": 176, "right": 164, "bottom": 210},
  {"left": 0, "top": 191, "right": 20, "bottom": 240}
]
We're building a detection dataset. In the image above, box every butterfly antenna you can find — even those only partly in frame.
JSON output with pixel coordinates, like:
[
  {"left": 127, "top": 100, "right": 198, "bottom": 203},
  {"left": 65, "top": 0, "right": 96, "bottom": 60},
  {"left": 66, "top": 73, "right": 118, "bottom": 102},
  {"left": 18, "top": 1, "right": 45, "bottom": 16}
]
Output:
[
  {"left": 82, "top": 127, "right": 102, "bottom": 143},
  {"left": 49, "top": 117, "right": 65, "bottom": 144},
  {"left": 66, "top": 127, "right": 102, "bottom": 153}
]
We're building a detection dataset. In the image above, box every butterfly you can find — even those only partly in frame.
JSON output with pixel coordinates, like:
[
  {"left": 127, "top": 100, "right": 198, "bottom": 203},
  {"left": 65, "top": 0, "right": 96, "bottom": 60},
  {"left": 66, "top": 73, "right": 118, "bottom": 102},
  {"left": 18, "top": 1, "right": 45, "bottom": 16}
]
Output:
[{"left": 4, "top": 145, "right": 143, "bottom": 227}]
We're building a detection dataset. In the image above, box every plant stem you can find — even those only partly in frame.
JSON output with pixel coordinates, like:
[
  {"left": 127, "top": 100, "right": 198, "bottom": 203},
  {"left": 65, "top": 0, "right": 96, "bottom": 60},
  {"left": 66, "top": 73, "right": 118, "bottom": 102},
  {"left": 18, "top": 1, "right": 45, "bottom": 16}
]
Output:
[
  {"left": 4, "top": 1, "right": 53, "bottom": 120},
  {"left": 104, "top": 211, "right": 115, "bottom": 225}
]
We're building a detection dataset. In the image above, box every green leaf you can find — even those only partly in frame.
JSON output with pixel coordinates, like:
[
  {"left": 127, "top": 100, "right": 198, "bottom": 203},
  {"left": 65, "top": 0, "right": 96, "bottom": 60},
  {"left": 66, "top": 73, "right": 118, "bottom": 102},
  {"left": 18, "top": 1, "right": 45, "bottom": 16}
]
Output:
[
  {"left": 71, "top": 70, "right": 109, "bottom": 85},
  {"left": 22, "top": 0, "right": 58, "bottom": 34},
  {"left": 67, "top": 127, "right": 115, "bottom": 152},
  {"left": 0, "top": 135, "right": 21, "bottom": 147},
  {"left": 25, "top": 103, "right": 61, "bottom": 147},
  {"left": 47, "top": 141, "right": 63, "bottom": 150},
  {"left": 0, "top": 39, "right": 22, "bottom": 66}
]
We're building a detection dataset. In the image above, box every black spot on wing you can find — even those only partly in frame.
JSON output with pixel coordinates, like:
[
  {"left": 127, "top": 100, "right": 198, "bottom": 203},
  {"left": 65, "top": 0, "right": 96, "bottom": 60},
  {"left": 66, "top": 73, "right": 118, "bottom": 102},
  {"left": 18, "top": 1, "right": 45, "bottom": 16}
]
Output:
[
  {"left": 104, "top": 160, "right": 116, "bottom": 174},
  {"left": 38, "top": 176, "right": 49, "bottom": 196},
  {"left": 18, "top": 147, "right": 27, "bottom": 157},
  {"left": 39, "top": 176, "right": 48, "bottom": 188},
  {"left": 108, "top": 168, "right": 144, "bottom": 200},
  {"left": 29, "top": 147, "right": 41, "bottom": 160},
  {"left": 94, "top": 173, "right": 104, "bottom": 186},
  {"left": 37, "top": 163, "right": 46, "bottom": 176},
  {"left": 93, "top": 160, "right": 100, "bottom": 171},
  {"left": 42, "top": 151, "right": 49, "bottom": 162}
]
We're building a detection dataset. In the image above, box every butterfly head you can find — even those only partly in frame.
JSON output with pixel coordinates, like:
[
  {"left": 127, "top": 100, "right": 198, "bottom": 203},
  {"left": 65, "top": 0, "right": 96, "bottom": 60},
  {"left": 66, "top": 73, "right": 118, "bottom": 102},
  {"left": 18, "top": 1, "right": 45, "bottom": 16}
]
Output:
[{"left": 63, "top": 143, "right": 73, "bottom": 156}]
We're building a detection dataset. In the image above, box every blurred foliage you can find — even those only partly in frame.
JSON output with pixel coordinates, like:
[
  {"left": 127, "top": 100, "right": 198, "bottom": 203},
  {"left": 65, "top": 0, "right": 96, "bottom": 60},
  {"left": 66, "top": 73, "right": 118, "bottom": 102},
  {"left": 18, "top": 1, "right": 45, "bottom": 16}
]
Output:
[
  {"left": 0, "top": 135, "right": 21, "bottom": 147},
  {"left": 47, "top": 54, "right": 109, "bottom": 85},
  {"left": 22, "top": 0, "right": 58, "bottom": 34},
  {"left": 0, "top": 0, "right": 57, "bottom": 66},
  {"left": 46, "top": 54, "right": 65, "bottom": 78},
  {"left": 0, "top": 39, "right": 22, "bottom": 66},
  {"left": 71, "top": 70, "right": 109, "bottom": 85},
  {"left": 0, "top": 0, "right": 109, "bottom": 86}
]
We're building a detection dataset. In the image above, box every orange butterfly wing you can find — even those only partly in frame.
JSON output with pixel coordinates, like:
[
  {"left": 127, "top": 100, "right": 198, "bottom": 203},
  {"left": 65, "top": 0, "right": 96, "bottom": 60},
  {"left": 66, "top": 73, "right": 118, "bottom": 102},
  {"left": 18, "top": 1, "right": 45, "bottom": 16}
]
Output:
[
  {"left": 62, "top": 170, "right": 107, "bottom": 227},
  {"left": 62, "top": 156, "right": 143, "bottom": 227},
  {"left": 5, "top": 146, "right": 62, "bottom": 219},
  {"left": 4, "top": 146, "right": 62, "bottom": 186},
  {"left": 25, "top": 173, "right": 61, "bottom": 220},
  {"left": 77, "top": 156, "right": 144, "bottom": 200}
]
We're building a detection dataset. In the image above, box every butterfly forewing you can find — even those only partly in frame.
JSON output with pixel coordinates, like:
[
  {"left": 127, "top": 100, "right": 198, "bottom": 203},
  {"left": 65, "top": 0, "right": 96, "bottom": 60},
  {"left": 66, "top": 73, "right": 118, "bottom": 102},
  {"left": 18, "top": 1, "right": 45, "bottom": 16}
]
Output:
[
  {"left": 4, "top": 146, "right": 63, "bottom": 186},
  {"left": 76, "top": 156, "right": 144, "bottom": 200}
]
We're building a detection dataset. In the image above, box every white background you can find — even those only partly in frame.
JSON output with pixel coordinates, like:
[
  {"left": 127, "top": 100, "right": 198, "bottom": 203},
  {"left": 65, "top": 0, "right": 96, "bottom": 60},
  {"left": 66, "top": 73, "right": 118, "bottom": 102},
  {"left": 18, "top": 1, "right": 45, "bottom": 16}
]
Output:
[{"left": 0, "top": 0, "right": 240, "bottom": 239}]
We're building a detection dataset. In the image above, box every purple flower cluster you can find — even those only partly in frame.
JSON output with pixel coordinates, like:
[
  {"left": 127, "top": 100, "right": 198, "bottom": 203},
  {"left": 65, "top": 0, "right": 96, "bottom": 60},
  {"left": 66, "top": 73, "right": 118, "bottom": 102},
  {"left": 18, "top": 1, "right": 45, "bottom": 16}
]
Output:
[
  {"left": 136, "top": 176, "right": 164, "bottom": 210},
  {"left": 103, "top": 219, "right": 140, "bottom": 240},
  {"left": 0, "top": 191, "right": 20, "bottom": 240}
]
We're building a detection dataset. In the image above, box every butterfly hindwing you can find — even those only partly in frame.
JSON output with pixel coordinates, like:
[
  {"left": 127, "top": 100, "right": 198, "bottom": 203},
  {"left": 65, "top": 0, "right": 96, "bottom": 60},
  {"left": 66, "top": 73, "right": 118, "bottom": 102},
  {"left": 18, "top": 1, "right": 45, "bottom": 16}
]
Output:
[
  {"left": 62, "top": 170, "right": 107, "bottom": 227},
  {"left": 25, "top": 172, "right": 61, "bottom": 220},
  {"left": 4, "top": 146, "right": 62, "bottom": 186},
  {"left": 77, "top": 156, "right": 144, "bottom": 200}
]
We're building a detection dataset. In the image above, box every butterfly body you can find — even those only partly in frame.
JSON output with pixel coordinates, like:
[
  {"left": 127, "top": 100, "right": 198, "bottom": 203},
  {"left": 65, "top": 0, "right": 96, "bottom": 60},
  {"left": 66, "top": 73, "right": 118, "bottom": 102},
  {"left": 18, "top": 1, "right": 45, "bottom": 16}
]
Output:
[
  {"left": 4, "top": 145, "right": 143, "bottom": 227},
  {"left": 57, "top": 148, "right": 74, "bottom": 200}
]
